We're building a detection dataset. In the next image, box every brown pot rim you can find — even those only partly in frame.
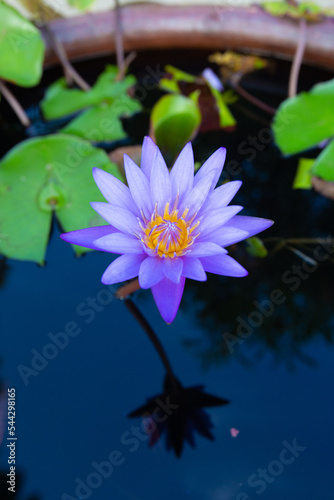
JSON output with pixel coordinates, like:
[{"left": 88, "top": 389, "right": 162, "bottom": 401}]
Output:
[{"left": 42, "top": 4, "right": 334, "bottom": 70}]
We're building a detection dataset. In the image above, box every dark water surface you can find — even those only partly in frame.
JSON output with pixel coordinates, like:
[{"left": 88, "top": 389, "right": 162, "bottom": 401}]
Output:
[{"left": 1, "top": 51, "right": 334, "bottom": 500}]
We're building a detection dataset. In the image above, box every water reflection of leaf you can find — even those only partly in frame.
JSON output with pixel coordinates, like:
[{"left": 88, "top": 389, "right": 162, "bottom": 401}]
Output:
[
  {"left": 182, "top": 252, "right": 334, "bottom": 370},
  {"left": 128, "top": 373, "right": 229, "bottom": 457}
]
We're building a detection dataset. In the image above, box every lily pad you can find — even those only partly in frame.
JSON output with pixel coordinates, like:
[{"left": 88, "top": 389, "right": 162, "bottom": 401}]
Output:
[
  {"left": 293, "top": 158, "right": 314, "bottom": 189},
  {"left": 41, "top": 65, "right": 137, "bottom": 120},
  {"left": 0, "top": 3, "right": 44, "bottom": 87},
  {"left": 312, "top": 139, "right": 334, "bottom": 182},
  {"left": 61, "top": 95, "right": 142, "bottom": 142},
  {"left": 0, "top": 134, "right": 122, "bottom": 263},
  {"left": 150, "top": 93, "right": 201, "bottom": 164},
  {"left": 272, "top": 79, "right": 334, "bottom": 155}
]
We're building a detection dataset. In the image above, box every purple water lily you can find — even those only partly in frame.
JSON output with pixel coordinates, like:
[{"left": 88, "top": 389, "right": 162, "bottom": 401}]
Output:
[{"left": 61, "top": 137, "right": 273, "bottom": 323}]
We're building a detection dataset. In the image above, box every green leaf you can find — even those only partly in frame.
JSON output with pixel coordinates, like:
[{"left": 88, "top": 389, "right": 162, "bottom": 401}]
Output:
[
  {"left": 208, "top": 85, "right": 237, "bottom": 129},
  {"left": 61, "top": 95, "right": 142, "bottom": 142},
  {"left": 0, "top": 3, "right": 44, "bottom": 87},
  {"left": 151, "top": 94, "right": 201, "bottom": 164},
  {"left": 0, "top": 135, "right": 122, "bottom": 263},
  {"left": 67, "top": 0, "right": 97, "bottom": 10},
  {"left": 164, "top": 65, "right": 197, "bottom": 83},
  {"left": 159, "top": 78, "right": 181, "bottom": 94},
  {"left": 41, "top": 65, "right": 137, "bottom": 120},
  {"left": 293, "top": 158, "right": 314, "bottom": 189},
  {"left": 262, "top": 1, "right": 323, "bottom": 21},
  {"left": 246, "top": 237, "right": 268, "bottom": 258},
  {"left": 312, "top": 139, "right": 334, "bottom": 182},
  {"left": 272, "top": 78, "right": 334, "bottom": 155}
]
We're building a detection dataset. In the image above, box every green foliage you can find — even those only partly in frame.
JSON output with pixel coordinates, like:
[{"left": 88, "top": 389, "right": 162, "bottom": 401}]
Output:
[
  {"left": 262, "top": 1, "right": 323, "bottom": 21},
  {"left": 246, "top": 237, "right": 268, "bottom": 258},
  {"left": 273, "top": 79, "right": 334, "bottom": 183},
  {"left": 41, "top": 65, "right": 137, "bottom": 120},
  {"left": 207, "top": 85, "right": 237, "bottom": 128},
  {"left": 151, "top": 93, "right": 201, "bottom": 164},
  {"left": 67, "top": 0, "right": 97, "bottom": 10},
  {"left": 0, "top": 3, "right": 44, "bottom": 87},
  {"left": 312, "top": 140, "right": 334, "bottom": 182},
  {"left": 61, "top": 96, "right": 142, "bottom": 142},
  {"left": 293, "top": 158, "right": 314, "bottom": 189},
  {"left": 0, "top": 135, "right": 122, "bottom": 263}
]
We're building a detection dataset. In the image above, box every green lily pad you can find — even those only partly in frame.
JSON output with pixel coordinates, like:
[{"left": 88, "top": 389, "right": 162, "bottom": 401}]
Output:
[
  {"left": 151, "top": 93, "right": 201, "bottom": 164},
  {"left": 272, "top": 78, "right": 334, "bottom": 155},
  {"left": 41, "top": 65, "right": 137, "bottom": 120},
  {"left": 0, "top": 134, "right": 122, "bottom": 263},
  {"left": 293, "top": 158, "right": 314, "bottom": 189},
  {"left": 312, "top": 139, "right": 334, "bottom": 182},
  {"left": 61, "top": 95, "right": 142, "bottom": 142},
  {"left": 0, "top": 3, "right": 44, "bottom": 87}
]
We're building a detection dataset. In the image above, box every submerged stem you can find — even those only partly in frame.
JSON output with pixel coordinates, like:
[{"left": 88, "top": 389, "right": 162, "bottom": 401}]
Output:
[
  {"left": 0, "top": 80, "right": 31, "bottom": 127},
  {"left": 230, "top": 78, "right": 276, "bottom": 115},
  {"left": 288, "top": 18, "right": 307, "bottom": 98},
  {"left": 124, "top": 298, "right": 176, "bottom": 379},
  {"left": 44, "top": 25, "right": 90, "bottom": 91}
]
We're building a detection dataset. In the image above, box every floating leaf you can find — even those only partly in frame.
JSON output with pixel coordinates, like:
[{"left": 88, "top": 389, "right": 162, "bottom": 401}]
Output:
[
  {"left": 164, "top": 65, "right": 197, "bottom": 83},
  {"left": 312, "top": 139, "right": 334, "bottom": 182},
  {"left": 246, "top": 237, "right": 268, "bottom": 258},
  {"left": 293, "top": 158, "right": 314, "bottom": 189},
  {"left": 208, "top": 51, "right": 269, "bottom": 82},
  {"left": 272, "top": 79, "right": 334, "bottom": 155},
  {"left": 61, "top": 95, "right": 141, "bottom": 142},
  {"left": 41, "top": 65, "right": 136, "bottom": 120},
  {"left": 0, "top": 135, "right": 122, "bottom": 263},
  {"left": 0, "top": 3, "right": 44, "bottom": 87},
  {"left": 150, "top": 93, "right": 201, "bottom": 164}
]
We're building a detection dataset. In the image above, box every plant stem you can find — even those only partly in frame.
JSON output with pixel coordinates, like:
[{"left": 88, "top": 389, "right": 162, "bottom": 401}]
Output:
[
  {"left": 114, "top": 0, "right": 125, "bottom": 79},
  {"left": 0, "top": 80, "right": 31, "bottom": 127},
  {"left": 229, "top": 78, "right": 276, "bottom": 115},
  {"left": 44, "top": 25, "right": 90, "bottom": 91},
  {"left": 288, "top": 17, "right": 307, "bottom": 98},
  {"left": 124, "top": 298, "right": 175, "bottom": 378}
]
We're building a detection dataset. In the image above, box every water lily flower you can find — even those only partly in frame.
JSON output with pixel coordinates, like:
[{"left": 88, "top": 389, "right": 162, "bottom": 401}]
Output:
[
  {"left": 61, "top": 137, "right": 273, "bottom": 323},
  {"left": 128, "top": 373, "right": 229, "bottom": 457}
]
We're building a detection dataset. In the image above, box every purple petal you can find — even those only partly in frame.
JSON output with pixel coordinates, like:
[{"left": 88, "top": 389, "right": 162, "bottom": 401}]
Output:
[
  {"left": 151, "top": 276, "right": 186, "bottom": 323},
  {"left": 224, "top": 216, "right": 274, "bottom": 237},
  {"left": 200, "top": 181, "right": 242, "bottom": 215},
  {"left": 199, "top": 206, "right": 243, "bottom": 237},
  {"left": 161, "top": 257, "right": 183, "bottom": 283},
  {"left": 138, "top": 257, "right": 164, "bottom": 289},
  {"left": 179, "top": 168, "right": 218, "bottom": 218},
  {"left": 170, "top": 143, "right": 194, "bottom": 205},
  {"left": 140, "top": 136, "right": 157, "bottom": 179},
  {"left": 90, "top": 202, "right": 140, "bottom": 235},
  {"left": 200, "top": 255, "right": 248, "bottom": 277},
  {"left": 60, "top": 225, "right": 117, "bottom": 251},
  {"left": 182, "top": 257, "right": 207, "bottom": 281},
  {"left": 94, "top": 233, "right": 143, "bottom": 254},
  {"left": 124, "top": 154, "right": 153, "bottom": 219},
  {"left": 194, "top": 147, "right": 226, "bottom": 192},
  {"left": 150, "top": 147, "right": 172, "bottom": 213},
  {"left": 92, "top": 167, "right": 139, "bottom": 215},
  {"left": 203, "top": 226, "right": 249, "bottom": 247},
  {"left": 188, "top": 242, "right": 227, "bottom": 258},
  {"left": 101, "top": 254, "right": 146, "bottom": 284}
]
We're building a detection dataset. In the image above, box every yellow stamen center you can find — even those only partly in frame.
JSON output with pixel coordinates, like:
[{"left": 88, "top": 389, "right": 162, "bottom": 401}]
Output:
[{"left": 141, "top": 203, "right": 200, "bottom": 258}]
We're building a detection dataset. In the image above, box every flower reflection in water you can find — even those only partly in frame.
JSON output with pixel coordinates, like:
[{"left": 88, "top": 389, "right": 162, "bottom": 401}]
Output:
[{"left": 129, "top": 373, "right": 229, "bottom": 457}]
